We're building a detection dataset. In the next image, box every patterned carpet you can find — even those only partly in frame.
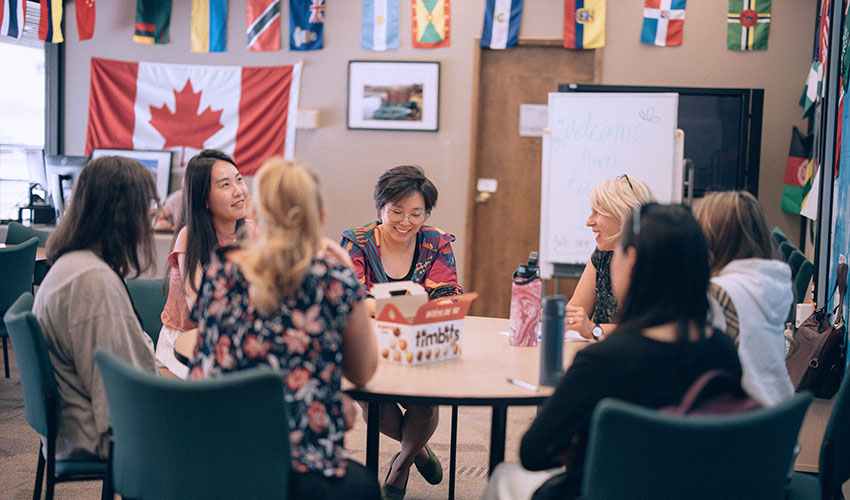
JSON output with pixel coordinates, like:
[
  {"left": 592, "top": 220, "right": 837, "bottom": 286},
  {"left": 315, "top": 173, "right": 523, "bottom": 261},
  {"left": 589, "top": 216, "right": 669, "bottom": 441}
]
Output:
[{"left": 0, "top": 345, "right": 537, "bottom": 500}]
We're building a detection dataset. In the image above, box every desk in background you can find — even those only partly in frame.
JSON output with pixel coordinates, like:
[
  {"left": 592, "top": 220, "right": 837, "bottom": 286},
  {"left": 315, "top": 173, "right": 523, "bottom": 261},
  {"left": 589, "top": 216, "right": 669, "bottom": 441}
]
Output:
[{"left": 0, "top": 224, "right": 174, "bottom": 278}]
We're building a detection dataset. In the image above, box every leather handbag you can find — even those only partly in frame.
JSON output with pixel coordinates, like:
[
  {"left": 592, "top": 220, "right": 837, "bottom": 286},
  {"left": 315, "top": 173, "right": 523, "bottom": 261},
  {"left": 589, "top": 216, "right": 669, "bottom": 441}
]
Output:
[{"left": 786, "top": 262, "right": 847, "bottom": 399}]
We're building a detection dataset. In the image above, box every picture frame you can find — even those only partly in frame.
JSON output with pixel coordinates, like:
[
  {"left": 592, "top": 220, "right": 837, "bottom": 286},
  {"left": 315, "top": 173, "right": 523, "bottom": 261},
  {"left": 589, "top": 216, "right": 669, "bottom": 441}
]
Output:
[
  {"left": 347, "top": 61, "right": 440, "bottom": 131},
  {"left": 91, "top": 149, "right": 173, "bottom": 201}
]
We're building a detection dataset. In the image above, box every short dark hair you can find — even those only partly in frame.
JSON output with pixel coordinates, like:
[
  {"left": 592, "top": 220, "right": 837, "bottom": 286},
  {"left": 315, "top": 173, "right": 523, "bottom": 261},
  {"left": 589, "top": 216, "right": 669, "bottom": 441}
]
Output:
[
  {"left": 615, "top": 203, "right": 711, "bottom": 340},
  {"left": 46, "top": 156, "right": 157, "bottom": 278},
  {"left": 373, "top": 165, "right": 438, "bottom": 215},
  {"left": 178, "top": 149, "right": 244, "bottom": 293}
]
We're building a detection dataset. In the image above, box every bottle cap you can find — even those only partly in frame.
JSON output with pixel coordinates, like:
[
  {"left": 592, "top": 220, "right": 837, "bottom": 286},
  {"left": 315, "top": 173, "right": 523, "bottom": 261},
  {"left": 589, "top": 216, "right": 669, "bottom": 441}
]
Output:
[{"left": 542, "top": 295, "right": 567, "bottom": 316}]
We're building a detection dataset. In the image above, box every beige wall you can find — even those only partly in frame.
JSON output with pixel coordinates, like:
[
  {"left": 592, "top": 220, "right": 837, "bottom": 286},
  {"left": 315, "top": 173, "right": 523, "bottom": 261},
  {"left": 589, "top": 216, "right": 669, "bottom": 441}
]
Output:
[{"left": 63, "top": 1, "right": 816, "bottom": 285}]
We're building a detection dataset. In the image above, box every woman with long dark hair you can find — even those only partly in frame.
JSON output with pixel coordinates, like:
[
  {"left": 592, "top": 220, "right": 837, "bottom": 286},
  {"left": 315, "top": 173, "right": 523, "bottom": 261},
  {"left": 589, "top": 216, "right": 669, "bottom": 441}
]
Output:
[
  {"left": 156, "top": 149, "right": 255, "bottom": 378},
  {"left": 33, "top": 156, "right": 158, "bottom": 460},
  {"left": 484, "top": 204, "right": 742, "bottom": 500}
]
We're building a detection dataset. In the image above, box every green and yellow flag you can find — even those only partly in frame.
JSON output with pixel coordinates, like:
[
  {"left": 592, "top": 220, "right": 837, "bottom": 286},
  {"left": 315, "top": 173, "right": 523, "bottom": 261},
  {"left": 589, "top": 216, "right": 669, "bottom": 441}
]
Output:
[
  {"left": 727, "top": 0, "right": 770, "bottom": 51},
  {"left": 412, "top": 0, "right": 449, "bottom": 48}
]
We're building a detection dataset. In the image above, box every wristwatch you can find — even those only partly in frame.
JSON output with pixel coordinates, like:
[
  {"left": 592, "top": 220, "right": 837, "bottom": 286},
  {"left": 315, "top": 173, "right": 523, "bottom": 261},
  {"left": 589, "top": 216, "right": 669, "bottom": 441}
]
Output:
[{"left": 591, "top": 323, "right": 603, "bottom": 340}]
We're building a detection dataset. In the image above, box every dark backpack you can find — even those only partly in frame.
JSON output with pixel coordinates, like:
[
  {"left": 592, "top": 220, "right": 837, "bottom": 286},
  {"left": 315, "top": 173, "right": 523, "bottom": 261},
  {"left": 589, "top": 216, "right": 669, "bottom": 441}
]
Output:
[{"left": 661, "top": 370, "right": 762, "bottom": 416}]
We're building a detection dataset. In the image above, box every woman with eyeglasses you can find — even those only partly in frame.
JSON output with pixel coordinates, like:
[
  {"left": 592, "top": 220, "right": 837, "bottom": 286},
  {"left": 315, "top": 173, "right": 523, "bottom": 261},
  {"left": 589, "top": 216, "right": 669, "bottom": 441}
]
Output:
[
  {"left": 483, "top": 204, "right": 741, "bottom": 500},
  {"left": 565, "top": 175, "right": 654, "bottom": 341},
  {"left": 341, "top": 164, "right": 462, "bottom": 499}
]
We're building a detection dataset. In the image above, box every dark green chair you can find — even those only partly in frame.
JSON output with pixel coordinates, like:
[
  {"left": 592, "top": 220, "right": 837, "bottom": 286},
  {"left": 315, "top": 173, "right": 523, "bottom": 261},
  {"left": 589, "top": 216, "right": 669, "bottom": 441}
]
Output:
[
  {"left": 94, "top": 349, "right": 290, "bottom": 500},
  {"left": 787, "top": 374, "right": 850, "bottom": 500},
  {"left": 125, "top": 278, "right": 167, "bottom": 346},
  {"left": 0, "top": 237, "right": 38, "bottom": 378},
  {"left": 780, "top": 241, "right": 796, "bottom": 263},
  {"left": 790, "top": 250, "right": 814, "bottom": 305},
  {"left": 772, "top": 226, "right": 790, "bottom": 247},
  {"left": 581, "top": 392, "right": 813, "bottom": 500},
  {"left": 3, "top": 293, "right": 109, "bottom": 500},
  {"left": 5, "top": 221, "right": 51, "bottom": 285}
]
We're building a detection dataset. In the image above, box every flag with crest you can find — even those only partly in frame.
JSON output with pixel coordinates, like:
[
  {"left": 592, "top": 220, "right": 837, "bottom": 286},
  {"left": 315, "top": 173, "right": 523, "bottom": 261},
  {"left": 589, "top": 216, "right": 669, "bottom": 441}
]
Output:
[
  {"left": 85, "top": 57, "right": 302, "bottom": 175},
  {"left": 481, "top": 0, "right": 523, "bottom": 50},
  {"left": 290, "top": 0, "right": 323, "bottom": 50},
  {"left": 564, "top": 0, "right": 605, "bottom": 49},
  {"left": 640, "top": 0, "right": 686, "bottom": 47},
  {"left": 362, "top": 0, "right": 399, "bottom": 51},
  {"left": 727, "top": 0, "right": 770, "bottom": 50},
  {"left": 247, "top": 0, "right": 281, "bottom": 51},
  {"left": 412, "top": 0, "right": 449, "bottom": 48}
]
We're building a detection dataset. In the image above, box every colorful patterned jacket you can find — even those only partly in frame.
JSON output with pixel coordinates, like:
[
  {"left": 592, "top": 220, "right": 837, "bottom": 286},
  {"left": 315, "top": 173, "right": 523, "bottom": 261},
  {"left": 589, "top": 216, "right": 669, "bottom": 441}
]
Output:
[{"left": 341, "top": 221, "right": 463, "bottom": 299}]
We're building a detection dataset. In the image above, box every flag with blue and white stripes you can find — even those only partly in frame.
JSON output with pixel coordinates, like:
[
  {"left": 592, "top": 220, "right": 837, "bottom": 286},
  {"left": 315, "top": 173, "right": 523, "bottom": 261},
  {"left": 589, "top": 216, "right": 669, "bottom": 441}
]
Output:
[{"left": 481, "top": 0, "right": 523, "bottom": 50}]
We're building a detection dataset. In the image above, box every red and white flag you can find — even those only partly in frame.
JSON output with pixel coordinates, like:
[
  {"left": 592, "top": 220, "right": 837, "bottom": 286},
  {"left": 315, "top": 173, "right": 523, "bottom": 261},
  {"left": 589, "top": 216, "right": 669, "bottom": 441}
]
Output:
[{"left": 85, "top": 57, "right": 301, "bottom": 175}]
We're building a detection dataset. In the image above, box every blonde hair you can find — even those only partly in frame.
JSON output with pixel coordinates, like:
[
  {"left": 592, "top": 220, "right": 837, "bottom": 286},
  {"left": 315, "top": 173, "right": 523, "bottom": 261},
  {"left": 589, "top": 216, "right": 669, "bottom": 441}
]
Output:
[
  {"left": 693, "top": 190, "right": 776, "bottom": 274},
  {"left": 589, "top": 175, "right": 655, "bottom": 239},
  {"left": 233, "top": 157, "right": 323, "bottom": 316}
]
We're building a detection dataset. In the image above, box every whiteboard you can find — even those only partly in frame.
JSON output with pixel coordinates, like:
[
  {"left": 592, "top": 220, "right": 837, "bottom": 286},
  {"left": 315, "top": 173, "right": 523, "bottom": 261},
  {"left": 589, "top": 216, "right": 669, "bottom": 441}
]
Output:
[{"left": 540, "top": 92, "right": 682, "bottom": 278}]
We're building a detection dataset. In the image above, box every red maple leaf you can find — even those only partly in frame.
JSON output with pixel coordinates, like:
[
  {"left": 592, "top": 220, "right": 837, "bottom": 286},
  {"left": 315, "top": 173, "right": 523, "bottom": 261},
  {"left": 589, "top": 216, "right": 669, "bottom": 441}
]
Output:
[{"left": 149, "top": 79, "right": 224, "bottom": 166}]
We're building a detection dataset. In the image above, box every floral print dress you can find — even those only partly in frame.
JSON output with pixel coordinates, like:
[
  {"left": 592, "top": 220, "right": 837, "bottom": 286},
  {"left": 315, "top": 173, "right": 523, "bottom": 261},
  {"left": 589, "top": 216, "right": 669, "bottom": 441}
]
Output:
[{"left": 188, "top": 248, "right": 364, "bottom": 477}]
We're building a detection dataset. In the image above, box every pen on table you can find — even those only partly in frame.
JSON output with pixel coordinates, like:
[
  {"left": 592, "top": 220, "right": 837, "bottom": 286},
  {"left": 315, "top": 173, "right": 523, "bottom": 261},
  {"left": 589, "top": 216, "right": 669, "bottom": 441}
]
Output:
[{"left": 506, "top": 378, "right": 539, "bottom": 392}]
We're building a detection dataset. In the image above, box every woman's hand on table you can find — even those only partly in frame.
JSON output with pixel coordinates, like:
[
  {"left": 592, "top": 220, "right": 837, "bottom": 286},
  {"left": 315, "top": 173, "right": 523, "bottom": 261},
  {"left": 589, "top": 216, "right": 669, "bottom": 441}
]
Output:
[{"left": 564, "top": 304, "right": 593, "bottom": 339}]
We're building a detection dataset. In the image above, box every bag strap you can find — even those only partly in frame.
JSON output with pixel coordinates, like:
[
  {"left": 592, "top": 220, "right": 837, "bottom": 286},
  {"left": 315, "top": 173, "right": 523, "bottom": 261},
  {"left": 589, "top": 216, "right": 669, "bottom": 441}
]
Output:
[
  {"left": 830, "top": 262, "right": 847, "bottom": 329},
  {"left": 674, "top": 370, "right": 737, "bottom": 413}
]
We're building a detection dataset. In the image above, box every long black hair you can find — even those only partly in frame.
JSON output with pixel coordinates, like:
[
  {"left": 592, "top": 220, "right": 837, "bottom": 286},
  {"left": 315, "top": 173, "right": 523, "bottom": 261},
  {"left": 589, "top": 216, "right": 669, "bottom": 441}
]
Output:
[
  {"left": 47, "top": 156, "right": 157, "bottom": 278},
  {"left": 175, "top": 149, "right": 244, "bottom": 293},
  {"left": 615, "top": 203, "right": 711, "bottom": 341}
]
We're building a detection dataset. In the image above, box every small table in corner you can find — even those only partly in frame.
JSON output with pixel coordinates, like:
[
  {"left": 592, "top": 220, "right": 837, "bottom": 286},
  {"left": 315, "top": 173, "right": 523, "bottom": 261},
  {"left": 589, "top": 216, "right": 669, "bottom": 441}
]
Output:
[
  {"left": 345, "top": 316, "right": 587, "bottom": 500},
  {"left": 0, "top": 243, "right": 48, "bottom": 262}
]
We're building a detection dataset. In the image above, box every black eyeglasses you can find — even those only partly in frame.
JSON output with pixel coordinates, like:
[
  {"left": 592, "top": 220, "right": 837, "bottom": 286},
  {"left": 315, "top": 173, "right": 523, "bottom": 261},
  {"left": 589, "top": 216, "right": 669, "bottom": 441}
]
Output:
[{"left": 617, "top": 174, "right": 635, "bottom": 194}]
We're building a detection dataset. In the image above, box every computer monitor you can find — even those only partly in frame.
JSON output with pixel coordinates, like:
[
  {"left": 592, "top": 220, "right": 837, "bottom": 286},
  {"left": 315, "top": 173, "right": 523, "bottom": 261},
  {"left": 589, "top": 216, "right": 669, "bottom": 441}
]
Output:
[{"left": 44, "top": 154, "right": 89, "bottom": 222}]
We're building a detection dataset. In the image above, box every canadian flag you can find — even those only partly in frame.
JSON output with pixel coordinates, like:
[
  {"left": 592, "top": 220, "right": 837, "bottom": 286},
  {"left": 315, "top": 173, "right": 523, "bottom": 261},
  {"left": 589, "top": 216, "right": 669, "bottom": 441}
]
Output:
[{"left": 85, "top": 57, "right": 301, "bottom": 175}]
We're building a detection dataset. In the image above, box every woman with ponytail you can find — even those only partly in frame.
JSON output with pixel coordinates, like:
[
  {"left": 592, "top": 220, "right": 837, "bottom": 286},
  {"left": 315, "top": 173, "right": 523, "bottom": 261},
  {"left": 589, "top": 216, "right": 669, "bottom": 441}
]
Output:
[{"left": 187, "top": 158, "right": 379, "bottom": 499}]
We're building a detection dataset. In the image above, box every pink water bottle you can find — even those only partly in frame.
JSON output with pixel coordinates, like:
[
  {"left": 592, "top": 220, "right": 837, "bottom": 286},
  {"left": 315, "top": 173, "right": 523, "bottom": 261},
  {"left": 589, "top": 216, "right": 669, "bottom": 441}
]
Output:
[{"left": 509, "top": 252, "right": 542, "bottom": 346}]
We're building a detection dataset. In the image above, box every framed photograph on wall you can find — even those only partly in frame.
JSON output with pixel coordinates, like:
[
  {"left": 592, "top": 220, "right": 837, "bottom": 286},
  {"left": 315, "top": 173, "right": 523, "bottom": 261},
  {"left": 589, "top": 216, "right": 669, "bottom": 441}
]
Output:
[
  {"left": 91, "top": 149, "right": 173, "bottom": 201},
  {"left": 347, "top": 61, "right": 440, "bottom": 131}
]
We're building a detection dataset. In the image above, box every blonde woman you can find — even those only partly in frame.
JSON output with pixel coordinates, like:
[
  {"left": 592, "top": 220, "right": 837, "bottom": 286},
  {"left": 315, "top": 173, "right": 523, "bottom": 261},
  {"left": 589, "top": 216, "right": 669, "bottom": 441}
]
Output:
[
  {"left": 188, "top": 158, "right": 380, "bottom": 499},
  {"left": 565, "top": 175, "right": 654, "bottom": 340},
  {"left": 694, "top": 190, "right": 794, "bottom": 406}
]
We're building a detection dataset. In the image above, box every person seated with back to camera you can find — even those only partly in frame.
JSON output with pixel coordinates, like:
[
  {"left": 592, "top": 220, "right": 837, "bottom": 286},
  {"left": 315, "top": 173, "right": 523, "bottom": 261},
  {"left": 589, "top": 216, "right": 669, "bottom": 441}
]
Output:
[
  {"left": 340, "top": 165, "right": 462, "bottom": 499},
  {"left": 187, "top": 158, "right": 380, "bottom": 499},
  {"left": 694, "top": 190, "right": 795, "bottom": 406},
  {"left": 565, "top": 175, "right": 654, "bottom": 341},
  {"left": 33, "top": 156, "right": 158, "bottom": 461},
  {"left": 156, "top": 150, "right": 256, "bottom": 379},
  {"left": 483, "top": 204, "right": 742, "bottom": 500}
]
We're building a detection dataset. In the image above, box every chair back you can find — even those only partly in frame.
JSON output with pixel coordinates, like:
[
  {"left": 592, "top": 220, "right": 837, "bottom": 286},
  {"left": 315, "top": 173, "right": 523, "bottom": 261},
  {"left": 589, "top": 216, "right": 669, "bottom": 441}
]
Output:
[
  {"left": 821, "top": 373, "right": 850, "bottom": 498},
  {"left": 3, "top": 293, "right": 59, "bottom": 437},
  {"left": 0, "top": 237, "right": 38, "bottom": 317},
  {"left": 5, "top": 221, "right": 51, "bottom": 246},
  {"left": 581, "top": 392, "right": 813, "bottom": 500},
  {"left": 779, "top": 241, "right": 796, "bottom": 262},
  {"left": 771, "top": 226, "right": 789, "bottom": 247},
  {"left": 125, "top": 278, "right": 167, "bottom": 345},
  {"left": 792, "top": 256, "right": 814, "bottom": 305},
  {"left": 94, "top": 350, "right": 291, "bottom": 500}
]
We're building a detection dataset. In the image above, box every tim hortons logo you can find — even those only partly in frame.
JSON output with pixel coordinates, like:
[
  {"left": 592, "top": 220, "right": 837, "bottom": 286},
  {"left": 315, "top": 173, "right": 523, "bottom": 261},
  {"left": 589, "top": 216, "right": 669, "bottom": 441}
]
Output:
[{"left": 416, "top": 324, "right": 460, "bottom": 348}]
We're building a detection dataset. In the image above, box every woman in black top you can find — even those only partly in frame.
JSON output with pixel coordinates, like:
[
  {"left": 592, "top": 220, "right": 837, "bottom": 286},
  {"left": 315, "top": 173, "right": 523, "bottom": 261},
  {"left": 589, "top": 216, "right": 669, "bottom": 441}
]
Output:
[{"left": 483, "top": 204, "right": 742, "bottom": 500}]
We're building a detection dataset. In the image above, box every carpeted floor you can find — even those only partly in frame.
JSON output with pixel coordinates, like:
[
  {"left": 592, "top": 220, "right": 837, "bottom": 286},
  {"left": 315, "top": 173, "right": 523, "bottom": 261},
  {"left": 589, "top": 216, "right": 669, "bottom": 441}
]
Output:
[{"left": 0, "top": 345, "right": 538, "bottom": 500}]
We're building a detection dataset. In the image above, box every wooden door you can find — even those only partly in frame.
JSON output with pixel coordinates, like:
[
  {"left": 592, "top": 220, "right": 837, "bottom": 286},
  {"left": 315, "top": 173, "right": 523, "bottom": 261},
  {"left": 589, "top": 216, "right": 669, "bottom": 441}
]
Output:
[{"left": 465, "top": 41, "right": 599, "bottom": 318}]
